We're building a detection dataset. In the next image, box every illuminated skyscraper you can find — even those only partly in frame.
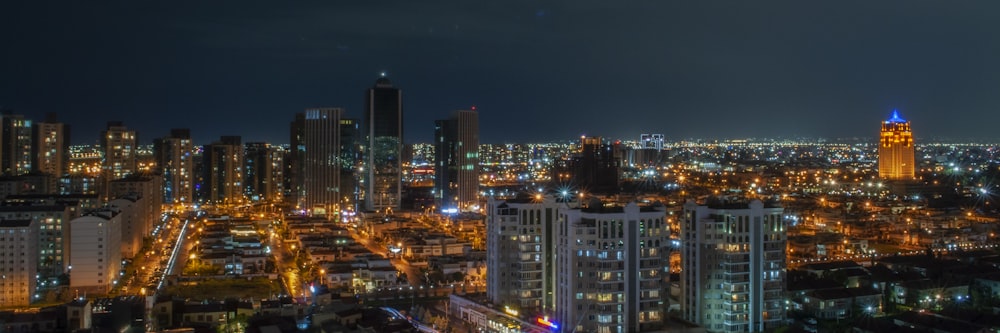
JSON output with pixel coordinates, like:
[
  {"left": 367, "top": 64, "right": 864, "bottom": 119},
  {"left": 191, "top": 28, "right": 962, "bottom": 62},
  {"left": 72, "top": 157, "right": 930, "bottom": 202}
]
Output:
[
  {"left": 154, "top": 129, "right": 194, "bottom": 204},
  {"left": 365, "top": 76, "right": 403, "bottom": 212},
  {"left": 244, "top": 142, "right": 284, "bottom": 202},
  {"left": 32, "top": 113, "right": 70, "bottom": 190},
  {"left": 878, "top": 109, "right": 915, "bottom": 180},
  {"left": 1, "top": 111, "right": 34, "bottom": 176},
  {"left": 293, "top": 108, "right": 359, "bottom": 215},
  {"left": 434, "top": 109, "right": 480, "bottom": 211},
  {"left": 681, "top": 198, "right": 786, "bottom": 333},
  {"left": 201, "top": 136, "right": 244, "bottom": 204}
]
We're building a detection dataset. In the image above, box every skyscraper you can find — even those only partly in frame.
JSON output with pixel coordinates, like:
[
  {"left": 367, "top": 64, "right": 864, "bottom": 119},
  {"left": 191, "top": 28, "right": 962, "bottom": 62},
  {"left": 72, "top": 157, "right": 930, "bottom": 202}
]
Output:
[
  {"left": 201, "top": 136, "right": 244, "bottom": 204},
  {"left": 294, "top": 108, "right": 359, "bottom": 216},
  {"left": 244, "top": 142, "right": 284, "bottom": 202},
  {"left": 681, "top": 198, "right": 786, "bottom": 333},
  {"left": 153, "top": 129, "right": 194, "bottom": 205},
  {"left": 486, "top": 196, "right": 561, "bottom": 315},
  {"left": 555, "top": 201, "right": 669, "bottom": 333},
  {"left": 878, "top": 109, "right": 915, "bottom": 180},
  {"left": 101, "top": 121, "right": 137, "bottom": 201},
  {"left": 434, "top": 109, "right": 480, "bottom": 211},
  {"left": 551, "top": 136, "right": 621, "bottom": 195},
  {"left": 365, "top": 76, "right": 403, "bottom": 212},
  {"left": 1, "top": 111, "right": 34, "bottom": 176},
  {"left": 32, "top": 113, "right": 70, "bottom": 190}
]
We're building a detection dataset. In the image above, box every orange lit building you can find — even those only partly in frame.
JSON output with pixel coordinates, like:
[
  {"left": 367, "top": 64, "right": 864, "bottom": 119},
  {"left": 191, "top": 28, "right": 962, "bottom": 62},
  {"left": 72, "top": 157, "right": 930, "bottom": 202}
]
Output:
[{"left": 878, "top": 110, "right": 914, "bottom": 180}]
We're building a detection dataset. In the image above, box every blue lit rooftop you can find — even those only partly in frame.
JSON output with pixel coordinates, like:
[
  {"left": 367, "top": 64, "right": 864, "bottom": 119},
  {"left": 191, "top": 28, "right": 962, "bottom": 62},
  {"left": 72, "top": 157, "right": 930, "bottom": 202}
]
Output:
[{"left": 886, "top": 109, "right": 907, "bottom": 123}]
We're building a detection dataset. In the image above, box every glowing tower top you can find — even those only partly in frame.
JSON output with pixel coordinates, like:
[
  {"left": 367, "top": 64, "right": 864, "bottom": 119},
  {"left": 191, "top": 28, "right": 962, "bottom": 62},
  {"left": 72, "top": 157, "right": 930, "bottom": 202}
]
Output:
[{"left": 878, "top": 109, "right": 915, "bottom": 180}]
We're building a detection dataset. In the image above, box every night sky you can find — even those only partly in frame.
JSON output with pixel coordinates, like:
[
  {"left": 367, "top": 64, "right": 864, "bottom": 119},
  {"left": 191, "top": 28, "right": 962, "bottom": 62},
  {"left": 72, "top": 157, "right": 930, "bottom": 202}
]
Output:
[{"left": 2, "top": 1, "right": 999, "bottom": 145}]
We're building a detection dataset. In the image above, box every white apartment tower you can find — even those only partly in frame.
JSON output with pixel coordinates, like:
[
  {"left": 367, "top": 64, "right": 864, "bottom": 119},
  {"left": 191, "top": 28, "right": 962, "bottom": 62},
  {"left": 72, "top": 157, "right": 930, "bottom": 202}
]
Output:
[
  {"left": 681, "top": 199, "right": 786, "bottom": 333},
  {"left": 0, "top": 219, "right": 38, "bottom": 307},
  {"left": 555, "top": 201, "right": 669, "bottom": 333},
  {"left": 69, "top": 209, "right": 123, "bottom": 294},
  {"left": 486, "top": 196, "right": 561, "bottom": 315}
]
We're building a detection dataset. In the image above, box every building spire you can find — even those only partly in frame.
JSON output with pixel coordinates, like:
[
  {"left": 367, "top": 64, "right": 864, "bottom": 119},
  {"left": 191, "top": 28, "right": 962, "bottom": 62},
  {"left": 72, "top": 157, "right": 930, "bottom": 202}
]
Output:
[{"left": 888, "top": 109, "right": 906, "bottom": 123}]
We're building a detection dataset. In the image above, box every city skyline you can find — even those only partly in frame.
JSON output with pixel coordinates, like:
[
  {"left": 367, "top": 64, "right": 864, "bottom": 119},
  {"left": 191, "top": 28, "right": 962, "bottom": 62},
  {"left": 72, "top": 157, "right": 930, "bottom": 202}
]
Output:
[{"left": 3, "top": 1, "right": 1000, "bottom": 144}]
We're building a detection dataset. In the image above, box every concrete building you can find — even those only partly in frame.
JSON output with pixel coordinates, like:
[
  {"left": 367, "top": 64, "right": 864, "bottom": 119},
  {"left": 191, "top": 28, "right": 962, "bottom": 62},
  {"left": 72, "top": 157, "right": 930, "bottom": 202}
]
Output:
[
  {"left": 0, "top": 112, "right": 33, "bottom": 177},
  {"left": 153, "top": 128, "right": 194, "bottom": 205},
  {"left": 244, "top": 142, "right": 284, "bottom": 202},
  {"left": 365, "top": 76, "right": 403, "bottom": 212},
  {"left": 555, "top": 201, "right": 669, "bottom": 333},
  {"left": 486, "top": 196, "right": 561, "bottom": 316},
  {"left": 109, "top": 173, "right": 163, "bottom": 249},
  {"left": 434, "top": 109, "right": 480, "bottom": 212},
  {"left": 100, "top": 122, "right": 137, "bottom": 200},
  {"left": 69, "top": 208, "right": 123, "bottom": 294},
  {"left": 109, "top": 195, "right": 143, "bottom": 259},
  {"left": 878, "top": 109, "right": 915, "bottom": 180},
  {"left": 681, "top": 198, "right": 786, "bottom": 333},
  {"left": 31, "top": 113, "right": 70, "bottom": 191},
  {"left": 201, "top": 136, "right": 244, "bottom": 205},
  {"left": 0, "top": 204, "right": 77, "bottom": 284},
  {"left": 292, "top": 108, "right": 360, "bottom": 215},
  {"left": 0, "top": 219, "right": 37, "bottom": 307}
]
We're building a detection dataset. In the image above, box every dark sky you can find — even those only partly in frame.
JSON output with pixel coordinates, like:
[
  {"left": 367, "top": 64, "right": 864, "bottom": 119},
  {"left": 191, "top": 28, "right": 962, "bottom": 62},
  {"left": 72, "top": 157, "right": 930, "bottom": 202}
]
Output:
[{"left": 2, "top": 1, "right": 999, "bottom": 145}]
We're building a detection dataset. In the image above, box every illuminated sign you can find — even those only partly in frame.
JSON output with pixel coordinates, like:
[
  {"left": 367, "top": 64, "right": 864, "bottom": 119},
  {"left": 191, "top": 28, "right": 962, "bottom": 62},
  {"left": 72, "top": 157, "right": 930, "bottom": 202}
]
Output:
[
  {"left": 503, "top": 306, "right": 519, "bottom": 317},
  {"left": 537, "top": 316, "right": 559, "bottom": 330}
]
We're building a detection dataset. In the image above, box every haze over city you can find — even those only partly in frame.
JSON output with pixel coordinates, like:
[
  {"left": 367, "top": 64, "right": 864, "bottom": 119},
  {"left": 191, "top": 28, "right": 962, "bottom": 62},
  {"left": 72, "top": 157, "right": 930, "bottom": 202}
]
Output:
[{"left": 3, "top": 1, "right": 1000, "bottom": 144}]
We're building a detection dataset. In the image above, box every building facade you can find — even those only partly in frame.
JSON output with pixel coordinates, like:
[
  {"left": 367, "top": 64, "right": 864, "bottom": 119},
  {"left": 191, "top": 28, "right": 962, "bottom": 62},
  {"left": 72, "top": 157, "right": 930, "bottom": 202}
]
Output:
[
  {"left": 1, "top": 112, "right": 34, "bottom": 176},
  {"left": 434, "top": 109, "right": 480, "bottom": 211},
  {"left": 555, "top": 201, "right": 669, "bottom": 333},
  {"left": 32, "top": 113, "right": 70, "bottom": 191},
  {"left": 244, "top": 142, "right": 284, "bottom": 202},
  {"left": 681, "top": 199, "right": 786, "bottom": 333},
  {"left": 0, "top": 204, "right": 77, "bottom": 284},
  {"left": 878, "top": 110, "right": 915, "bottom": 180},
  {"left": 365, "top": 77, "right": 403, "bottom": 212},
  {"left": 153, "top": 128, "right": 194, "bottom": 205},
  {"left": 201, "top": 136, "right": 244, "bottom": 205},
  {"left": 0, "top": 219, "right": 38, "bottom": 307},
  {"left": 486, "top": 196, "right": 561, "bottom": 315},
  {"left": 69, "top": 209, "right": 123, "bottom": 294}
]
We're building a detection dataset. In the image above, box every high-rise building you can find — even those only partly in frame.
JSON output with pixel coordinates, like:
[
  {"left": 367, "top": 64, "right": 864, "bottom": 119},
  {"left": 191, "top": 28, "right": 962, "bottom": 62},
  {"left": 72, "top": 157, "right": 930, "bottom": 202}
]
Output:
[
  {"left": 153, "top": 129, "right": 194, "bottom": 205},
  {"left": 69, "top": 208, "right": 123, "bottom": 294},
  {"left": 1, "top": 112, "right": 34, "bottom": 176},
  {"left": 32, "top": 113, "right": 70, "bottom": 191},
  {"left": 486, "top": 196, "right": 561, "bottom": 315},
  {"left": 100, "top": 122, "right": 137, "bottom": 201},
  {"left": 109, "top": 173, "right": 163, "bottom": 258},
  {"left": 640, "top": 134, "right": 664, "bottom": 151},
  {"left": 434, "top": 109, "right": 480, "bottom": 211},
  {"left": 292, "top": 109, "right": 359, "bottom": 215},
  {"left": 0, "top": 204, "right": 77, "bottom": 285},
  {"left": 244, "top": 142, "right": 284, "bottom": 202},
  {"left": 365, "top": 76, "right": 403, "bottom": 212},
  {"left": 878, "top": 109, "right": 915, "bottom": 180},
  {"left": 288, "top": 113, "right": 306, "bottom": 206},
  {"left": 555, "top": 201, "right": 669, "bottom": 333},
  {"left": 201, "top": 136, "right": 244, "bottom": 204},
  {"left": 0, "top": 219, "right": 38, "bottom": 307},
  {"left": 681, "top": 198, "right": 786, "bottom": 333}
]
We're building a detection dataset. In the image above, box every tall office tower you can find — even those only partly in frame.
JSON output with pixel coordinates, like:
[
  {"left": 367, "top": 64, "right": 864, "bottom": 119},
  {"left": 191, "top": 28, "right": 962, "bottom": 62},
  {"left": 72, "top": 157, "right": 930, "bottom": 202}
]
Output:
[
  {"left": 681, "top": 199, "right": 786, "bottom": 333},
  {"left": 293, "top": 108, "right": 360, "bottom": 215},
  {"left": 486, "top": 196, "right": 561, "bottom": 316},
  {"left": 0, "top": 219, "right": 38, "bottom": 307},
  {"left": 0, "top": 204, "right": 76, "bottom": 285},
  {"left": 434, "top": 109, "right": 480, "bottom": 211},
  {"left": 201, "top": 136, "right": 244, "bottom": 205},
  {"left": 100, "top": 122, "right": 137, "bottom": 201},
  {"left": 555, "top": 201, "right": 670, "bottom": 333},
  {"left": 153, "top": 129, "right": 194, "bottom": 205},
  {"left": 69, "top": 208, "right": 123, "bottom": 294},
  {"left": 365, "top": 76, "right": 403, "bottom": 212},
  {"left": 244, "top": 142, "right": 284, "bottom": 202},
  {"left": 32, "top": 113, "right": 70, "bottom": 191},
  {"left": 878, "top": 109, "right": 915, "bottom": 180},
  {"left": 1, "top": 112, "right": 34, "bottom": 176},
  {"left": 288, "top": 113, "right": 306, "bottom": 207},
  {"left": 339, "top": 118, "right": 361, "bottom": 212}
]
